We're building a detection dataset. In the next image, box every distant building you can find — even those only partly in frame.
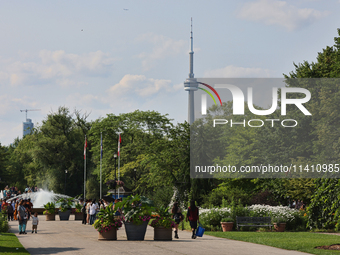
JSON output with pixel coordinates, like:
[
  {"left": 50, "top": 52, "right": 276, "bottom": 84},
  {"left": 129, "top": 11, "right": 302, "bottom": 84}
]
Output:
[{"left": 23, "top": 119, "right": 34, "bottom": 136}]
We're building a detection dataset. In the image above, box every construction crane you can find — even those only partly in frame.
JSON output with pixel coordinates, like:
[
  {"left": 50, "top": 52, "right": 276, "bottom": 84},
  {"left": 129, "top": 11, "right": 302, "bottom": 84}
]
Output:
[{"left": 20, "top": 109, "right": 41, "bottom": 121}]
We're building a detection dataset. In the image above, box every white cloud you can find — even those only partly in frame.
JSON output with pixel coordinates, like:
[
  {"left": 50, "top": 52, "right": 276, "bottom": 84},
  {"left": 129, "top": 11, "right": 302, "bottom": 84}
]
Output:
[
  {"left": 136, "top": 33, "right": 187, "bottom": 70},
  {"left": 239, "top": 0, "right": 329, "bottom": 31},
  {"left": 204, "top": 65, "right": 276, "bottom": 78},
  {"left": 173, "top": 83, "right": 183, "bottom": 91},
  {"left": 56, "top": 79, "right": 89, "bottom": 88},
  {"left": 1, "top": 50, "right": 115, "bottom": 86},
  {"left": 109, "top": 74, "right": 172, "bottom": 97},
  {"left": 0, "top": 95, "right": 38, "bottom": 116}
]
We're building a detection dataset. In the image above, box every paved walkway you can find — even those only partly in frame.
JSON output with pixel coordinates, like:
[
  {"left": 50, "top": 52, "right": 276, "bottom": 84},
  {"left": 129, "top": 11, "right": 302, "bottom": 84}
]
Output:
[{"left": 9, "top": 215, "right": 311, "bottom": 255}]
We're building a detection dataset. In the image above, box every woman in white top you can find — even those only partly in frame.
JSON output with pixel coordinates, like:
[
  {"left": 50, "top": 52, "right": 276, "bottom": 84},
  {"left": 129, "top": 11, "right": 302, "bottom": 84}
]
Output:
[
  {"left": 89, "top": 199, "right": 99, "bottom": 225},
  {"left": 86, "top": 199, "right": 91, "bottom": 224}
]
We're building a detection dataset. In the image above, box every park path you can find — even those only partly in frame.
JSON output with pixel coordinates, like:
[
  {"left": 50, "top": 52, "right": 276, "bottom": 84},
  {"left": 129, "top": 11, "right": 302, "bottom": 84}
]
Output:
[{"left": 8, "top": 215, "right": 311, "bottom": 255}]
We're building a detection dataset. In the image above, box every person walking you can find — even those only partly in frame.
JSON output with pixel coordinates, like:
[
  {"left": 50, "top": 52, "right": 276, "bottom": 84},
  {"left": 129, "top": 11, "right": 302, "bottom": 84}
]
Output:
[
  {"left": 18, "top": 200, "right": 28, "bottom": 234},
  {"left": 13, "top": 201, "right": 19, "bottom": 221},
  {"left": 89, "top": 199, "right": 98, "bottom": 225},
  {"left": 80, "top": 199, "right": 87, "bottom": 225},
  {"left": 7, "top": 200, "right": 14, "bottom": 221},
  {"left": 26, "top": 198, "right": 33, "bottom": 220},
  {"left": 86, "top": 199, "right": 91, "bottom": 224},
  {"left": 186, "top": 200, "right": 199, "bottom": 239},
  {"left": 171, "top": 202, "right": 183, "bottom": 239}
]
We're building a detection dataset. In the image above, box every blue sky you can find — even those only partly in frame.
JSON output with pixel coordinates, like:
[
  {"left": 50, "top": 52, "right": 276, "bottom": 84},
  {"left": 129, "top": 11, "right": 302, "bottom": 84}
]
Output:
[{"left": 1, "top": 0, "right": 340, "bottom": 145}]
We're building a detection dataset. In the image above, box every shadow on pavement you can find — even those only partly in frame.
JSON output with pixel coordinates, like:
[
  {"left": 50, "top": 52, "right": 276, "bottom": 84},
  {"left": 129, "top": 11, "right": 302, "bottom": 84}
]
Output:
[{"left": 26, "top": 247, "right": 83, "bottom": 254}]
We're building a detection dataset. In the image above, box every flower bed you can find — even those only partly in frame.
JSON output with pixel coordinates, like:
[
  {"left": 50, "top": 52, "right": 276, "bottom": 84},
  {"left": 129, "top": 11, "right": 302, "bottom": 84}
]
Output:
[{"left": 199, "top": 205, "right": 305, "bottom": 231}]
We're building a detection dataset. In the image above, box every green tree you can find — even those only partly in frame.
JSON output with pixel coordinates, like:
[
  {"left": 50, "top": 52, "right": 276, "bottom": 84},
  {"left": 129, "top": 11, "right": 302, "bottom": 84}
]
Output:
[
  {"left": 6, "top": 107, "right": 91, "bottom": 196},
  {"left": 284, "top": 29, "right": 340, "bottom": 229},
  {"left": 88, "top": 110, "right": 174, "bottom": 197},
  {"left": 0, "top": 143, "right": 9, "bottom": 190}
]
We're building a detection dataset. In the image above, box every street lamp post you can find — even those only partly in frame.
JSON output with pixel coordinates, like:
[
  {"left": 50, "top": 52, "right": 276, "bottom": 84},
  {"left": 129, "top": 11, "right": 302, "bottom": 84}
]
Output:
[
  {"left": 134, "top": 168, "right": 137, "bottom": 193},
  {"left": 114, "top": 153, "right": 117, "bottom": 199},
  {"left": 64, "top": 169, "right": 68, "bottom": 195}
]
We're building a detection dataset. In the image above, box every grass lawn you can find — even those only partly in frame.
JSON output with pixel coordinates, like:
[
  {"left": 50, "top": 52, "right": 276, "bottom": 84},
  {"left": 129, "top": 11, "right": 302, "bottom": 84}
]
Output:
[
  {"left": 0, "top": 232, "right": 30, "bottom": 255},
  {"left": 205, "top": 231, "right": 340, "bottom": 255}
]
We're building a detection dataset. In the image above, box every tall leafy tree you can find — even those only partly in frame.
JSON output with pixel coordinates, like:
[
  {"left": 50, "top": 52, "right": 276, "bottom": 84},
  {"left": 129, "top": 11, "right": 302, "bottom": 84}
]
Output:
[
  {"left": 7, "top": 107, "right": 91, "bottom": 196},
  {"left": 284, "top": 29, "right": 340, "bottom": 229},
  {"left": 88, "top": 110, "right": 173, "bottom": 197}
]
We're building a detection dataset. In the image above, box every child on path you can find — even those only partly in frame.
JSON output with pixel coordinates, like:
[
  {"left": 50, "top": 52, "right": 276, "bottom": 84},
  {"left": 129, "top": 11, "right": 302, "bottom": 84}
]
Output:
[{"left": 31, "top": 212, "right": 39, "bottom": 233}]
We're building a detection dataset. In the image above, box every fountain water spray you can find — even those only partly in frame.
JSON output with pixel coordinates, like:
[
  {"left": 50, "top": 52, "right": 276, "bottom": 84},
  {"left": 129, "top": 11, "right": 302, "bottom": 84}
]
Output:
[{"left": 6, "top": 189, "right": 73, "bottom": 208}]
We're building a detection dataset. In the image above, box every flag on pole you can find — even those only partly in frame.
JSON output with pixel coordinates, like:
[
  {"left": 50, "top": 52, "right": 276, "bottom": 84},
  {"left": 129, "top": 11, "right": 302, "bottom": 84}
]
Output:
[
  {"left": 100, "top": 135, "right": 103, "bottom": 159},
  {"left": 84, "top": 137, "right": 87, "bottom": 159},
  {"left": 118, "top": 133, "right": 121, "bottom": 157}
]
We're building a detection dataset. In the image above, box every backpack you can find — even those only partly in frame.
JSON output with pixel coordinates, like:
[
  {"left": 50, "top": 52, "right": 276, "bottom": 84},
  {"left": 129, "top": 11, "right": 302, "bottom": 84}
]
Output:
[{"left": 81, "top": 204, "right": 86, "bottom": 213}]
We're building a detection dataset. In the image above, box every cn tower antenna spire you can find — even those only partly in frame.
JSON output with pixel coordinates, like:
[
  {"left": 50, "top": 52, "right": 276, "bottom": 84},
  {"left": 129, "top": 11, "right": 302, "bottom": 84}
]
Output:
[
  {"left": 184, "top": 18, "right": 198, "bottom": 125},
  {"left": 189, "top": 17, "right": 194, "bottom": 78},
  {"left": 191, "top": 17, "right": 193, "bottom": 52}
]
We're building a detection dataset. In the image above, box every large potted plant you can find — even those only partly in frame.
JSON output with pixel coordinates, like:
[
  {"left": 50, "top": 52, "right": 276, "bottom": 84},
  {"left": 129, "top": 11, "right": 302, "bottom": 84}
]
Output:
[
  {"left": 43, "top": 202, "right": 56, "bottom": 221},
  {"left": 73, "top": 202, "right": 83, "bottom": 220},
  {"left": 57, "top": 198, "right": 73, "bottom": 221},
  {"left": 220, "top": 217, "right": 234, "bottom": 232},
  {"left": 150, "top": 206, "right": 175, "bottom": 241},
  {"left": 94, "top": 203, "right": 122, "bottom": 240},
  {"left": 115, "top": 195, "right": 154, "bottom": 240}
]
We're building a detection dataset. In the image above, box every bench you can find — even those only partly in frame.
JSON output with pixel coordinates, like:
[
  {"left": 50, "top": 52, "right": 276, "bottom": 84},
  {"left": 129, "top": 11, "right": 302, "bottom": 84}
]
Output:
[{"left": 236, "top": 216, "right": 272, "bottom": 231}]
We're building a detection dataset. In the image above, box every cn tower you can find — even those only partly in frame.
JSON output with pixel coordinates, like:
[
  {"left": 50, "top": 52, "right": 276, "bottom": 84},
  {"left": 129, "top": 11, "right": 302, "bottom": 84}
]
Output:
[{"left": 184, "top": 18, "right": 198, "bottom": 125}]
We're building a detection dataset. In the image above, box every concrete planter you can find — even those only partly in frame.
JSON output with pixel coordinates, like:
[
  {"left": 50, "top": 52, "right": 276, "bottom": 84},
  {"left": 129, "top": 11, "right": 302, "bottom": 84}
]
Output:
[
  {"left": 153, "top": 226, "right": 172, "bottom": 241},
  {"left": 74, "top": 212, "right": 83, "bottom": 221},
  {"left": 46, "top": 214, "right": 55, "bottom": 221},
  {"left": 58, "top": 210, "right": 71, "bottom": 221},
  {"left": 124, "top": 221, "right": 149, "bottom": 240},
  {"left": 98, "top": 228, "right": 117, "bottom": 240}
]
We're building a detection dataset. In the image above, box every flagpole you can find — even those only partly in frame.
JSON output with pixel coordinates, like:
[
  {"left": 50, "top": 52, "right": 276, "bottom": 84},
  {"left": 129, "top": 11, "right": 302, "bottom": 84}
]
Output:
[
  {"left": 84, "top": 135, "right": 86, "bottom": 200},
  {"left": 100, "top": 132, "right": 102, "bottom": 199},
  {"left": 118, "top": 133, "right": 121, "bottom": 199}
]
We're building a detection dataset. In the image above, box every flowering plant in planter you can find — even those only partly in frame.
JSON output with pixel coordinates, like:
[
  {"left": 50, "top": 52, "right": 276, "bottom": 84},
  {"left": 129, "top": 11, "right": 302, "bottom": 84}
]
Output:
[
  {"left": 94, "top": 203, "right": 122, "bottom": 233},
  {"left": 150, "top": 216, "right": 176, "bottom": 228},
  {"left": 115, "top": 195, "right": 154, "bottom": 225},
  {"left": 105, "top": 179, "right": 125, "bottom": 190},
  {"left": 57, "top": 198, "right": 73, "bottom": 212},
  {"left": 72, "top": 203, "right": 83, "bottom": 213},
  {"left": 43, "top": 202, "right": 56, "bottom": 215},
  {"left": 150, "top": 206, "right": 176, "bottom": 228}
]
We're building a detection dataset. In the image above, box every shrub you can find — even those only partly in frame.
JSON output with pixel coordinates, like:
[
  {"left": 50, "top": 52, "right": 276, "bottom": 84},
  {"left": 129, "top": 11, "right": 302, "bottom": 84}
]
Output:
[
  {"left": 201, "top": 186, "right": 251, "bottom": 207},
  {"left": 248, "top": 204, "right": 305, "bottom": 231},
  {"left": 230, "top": 200, "right": 250, "bottom": 220},
  {"left": 0, "top": 211, "right": 9, "bottom": 232},
  {"left": 200, "top": 208, "right": 231, "bottom": 230},
  {"left": 221, "top": 217, "right": 234, "bottom": 222}
]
